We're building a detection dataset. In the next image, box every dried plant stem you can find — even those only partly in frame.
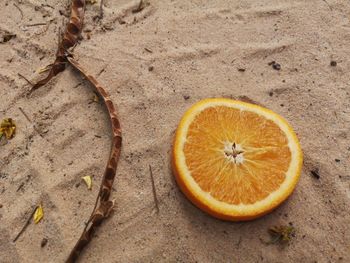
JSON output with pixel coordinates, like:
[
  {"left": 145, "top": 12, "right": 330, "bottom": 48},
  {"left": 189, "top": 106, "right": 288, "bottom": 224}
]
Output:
[
  {"left": 17, "top": 73, "right": 33, "bottom": 86},
  {"left": 25, "top": 22, "right": 47, "bottom": 27},
  {"left": 149, "top": 165, "right": 159, "bottom": 213},
  {"left": 18, "top": 107, "right": 43, "bottom": 138},
  {"left": 30, "top": 0, "right": 122, "bottom": 262},
  {"left": 66, "top": 56, "right": 122, "bottom": 262},
  {"left": 13, "top": 206, "right": 38, "bottom": 242},
  {"left": 18, "top": 107, "right": 32, "bottom": 123},
  {"left": 13, "top": 3, "right": 24, "bottom": 19},
  {"left": 99, "top": 0, "right": 104, "bottom": 19}
]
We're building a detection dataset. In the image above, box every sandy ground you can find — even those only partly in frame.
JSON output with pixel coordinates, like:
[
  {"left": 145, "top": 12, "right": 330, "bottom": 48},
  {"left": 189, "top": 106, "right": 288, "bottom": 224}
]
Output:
[{"left": 1, "top": 0, "right": 350, "bottom": 262}]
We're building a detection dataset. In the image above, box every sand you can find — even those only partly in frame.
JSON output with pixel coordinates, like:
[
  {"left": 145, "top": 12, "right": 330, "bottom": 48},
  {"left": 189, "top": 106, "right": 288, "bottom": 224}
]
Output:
[{"left": 1, "top": 0, "right": 350, "bottom": 262}]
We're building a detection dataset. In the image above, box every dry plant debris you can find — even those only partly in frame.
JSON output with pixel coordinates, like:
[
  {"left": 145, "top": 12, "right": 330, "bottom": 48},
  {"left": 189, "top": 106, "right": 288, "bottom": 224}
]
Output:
[
  {"left": 33, "top": 204, "right": 44, "bottom": 224},
  {"left": 82, "top": 175, "right": 93, "bottom": 190},
  {"left": 0, "top": 118, "right": 16, "bottom": 140},
  {"left": 30, "top": 1, "right": 122, "bottom": 261},
  {"left": 267, "top": 225, "right": 295, "bottom": 244},
  {"left": 13, "top": 206, "right": 38, "bottom": 242}
]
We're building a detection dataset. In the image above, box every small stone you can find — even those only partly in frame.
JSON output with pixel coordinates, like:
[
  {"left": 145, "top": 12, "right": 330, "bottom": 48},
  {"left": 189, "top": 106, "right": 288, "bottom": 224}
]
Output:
[
  {"left": 183, "top": 95, "right": 190, "bottom": 100},
  {"left": 269, "top": 91, "right": 273, "bottom": 97},
  {"left": 330, "top": 61, "right": 337, "bottom": 67},
  {"left": 272, "top": 63, "right": 281, "bottom": 70},
  {"left": 0, "top": 204, "right": 3, "bottom": 208},
  {"left": 335, "top": 159, "right": 340, "bottom": 163},
  {"left": 237, "top": 68, "right": 246, "bottom": 72},
  {"left": 148, "top": 66, "right": 154, "bottom": 71},
  {"left": 41, "top": 238, "right": 48, "bottom": 248}
]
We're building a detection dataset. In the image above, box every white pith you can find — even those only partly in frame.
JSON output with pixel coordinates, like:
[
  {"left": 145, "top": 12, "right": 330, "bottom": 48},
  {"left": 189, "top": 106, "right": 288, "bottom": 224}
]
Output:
[{"left": 223, "top": 141, "right": 244, "bottom": 164}]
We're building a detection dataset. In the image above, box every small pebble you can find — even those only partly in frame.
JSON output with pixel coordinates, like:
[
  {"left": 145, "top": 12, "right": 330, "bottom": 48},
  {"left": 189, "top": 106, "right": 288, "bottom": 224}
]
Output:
[
  {"left": 272, "top": 63, "right": 281, "bottom": 70},
  {"left": 0, "top": 204, "right": 3, "bottom": 208},
  {"left": 330, "top": 61, "right": 337, "bottom": 67},
  {"left": 183, "top": 95, "right": 190, "bottom": 100},
  {"left": 148, "top": 66, "right": 154, "bottom": 71},
  {"left": 237, "top": 68, "right": 246, "bottom": 72},
  {"left": 268, "top": 61, "right": 281, "bottom": 70},
  {"left": 335, "top": 159, "right": 340, "bottom": 163},
  {"left": 41, "top": 238, "right": 48, "bottom": 248}
]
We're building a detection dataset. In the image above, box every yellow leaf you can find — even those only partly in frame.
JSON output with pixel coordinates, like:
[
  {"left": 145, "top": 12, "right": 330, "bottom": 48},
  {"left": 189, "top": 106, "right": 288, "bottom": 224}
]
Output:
[
  {"left": 0, "top": 118, "right": 16, "bottom": 139},
  {"left": 33, "top": 205, "right": 44, "bottom": 224},
  {"left": 36, "top": 65, "right": 51, "bottom": 74},
  {"left": 82, "top": 176, "right": 92, "bottom": 190}
]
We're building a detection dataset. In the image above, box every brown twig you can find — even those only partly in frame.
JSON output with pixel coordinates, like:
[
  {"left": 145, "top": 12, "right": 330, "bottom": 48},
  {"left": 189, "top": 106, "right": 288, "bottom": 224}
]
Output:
[
  {"left": 97, "top": 65, "right": 107, "bottom": 77},
  {"left": 13, "top": 206, "right": 38, "bottom": 242},
  {"left": 18, "top": 107, "right": 32, "bottom": 123},
  {"left": 16, "top": 182, "right": 25, "bottom": 192},
  {"left": 18, "top": 107, "right": 43, "bottom": 138},
  {"left": 13, "top": 3, "right": 24, "bottom": 19},
  {"left": 99, "top": 0, "right": 104, "bottom": 19},
  {"left": 17, "top": 73, "right": 33, "bottom": 86},
  {"left": 72, "top": 82, "right": 82, "bottom": 89},
  {"left": 149, "top": 165, "right": 159, "bottom": 213},
  {"left": 43, "top": 4, "right": 54, "bottom": 9},
  {"left": 25, "top": 22, "right": 48, "bottom": 27},
  {"left": 132, "top": 0, "right": 145, "bottom": 13}
]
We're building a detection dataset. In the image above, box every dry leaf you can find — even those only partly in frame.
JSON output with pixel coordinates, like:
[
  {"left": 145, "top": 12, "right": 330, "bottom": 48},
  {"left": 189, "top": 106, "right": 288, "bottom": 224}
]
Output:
[
  {"left": 33, "top": 205, "right": 44, "bottom": 224},
  {"left": 268, "top": 225, "right": 295, "bottom": 243},
  {"left": 93, "top": 93, "right": 99, "bottom": 102},
  {"left": 37, "top": 64, "right": 52, "bottom": 74},
  {"left": 0, "top": 118, "right": 16, "bottom": 140},
  {"left": 82, "top": 176, "right": 92, "bottom": 190}
]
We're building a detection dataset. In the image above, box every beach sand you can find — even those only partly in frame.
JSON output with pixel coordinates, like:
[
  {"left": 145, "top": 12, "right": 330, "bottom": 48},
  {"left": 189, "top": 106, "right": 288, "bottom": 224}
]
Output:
[{"left": 0, "top": 0, "right": 349, "bottom": 262}]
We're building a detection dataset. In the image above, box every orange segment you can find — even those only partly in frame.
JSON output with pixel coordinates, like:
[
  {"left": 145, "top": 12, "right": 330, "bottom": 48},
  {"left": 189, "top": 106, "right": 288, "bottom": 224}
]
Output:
[{"left": 172, "top": 98, "right": 303, "bottom": 221}]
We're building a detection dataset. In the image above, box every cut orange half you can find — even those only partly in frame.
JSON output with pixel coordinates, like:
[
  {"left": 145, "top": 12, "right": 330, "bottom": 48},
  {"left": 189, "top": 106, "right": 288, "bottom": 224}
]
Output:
[{"left": 172, "top": 98, "right": 303, "bottom": 221}]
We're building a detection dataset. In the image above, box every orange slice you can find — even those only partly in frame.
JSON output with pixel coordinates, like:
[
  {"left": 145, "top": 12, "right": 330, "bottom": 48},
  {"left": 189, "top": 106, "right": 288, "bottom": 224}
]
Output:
[{"left": 172, "top": 98, "right": 303, "bottom": 221}]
